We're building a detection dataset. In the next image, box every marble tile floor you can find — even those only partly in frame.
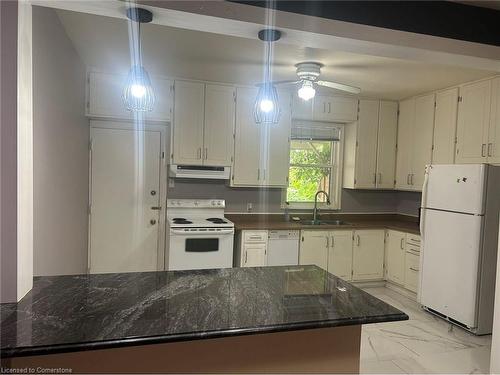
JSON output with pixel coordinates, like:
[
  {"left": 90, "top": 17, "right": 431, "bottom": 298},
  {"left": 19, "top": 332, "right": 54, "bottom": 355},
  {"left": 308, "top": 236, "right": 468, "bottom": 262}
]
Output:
[{"left": 360, "top": 287, "right": 492, "bottom": 374}]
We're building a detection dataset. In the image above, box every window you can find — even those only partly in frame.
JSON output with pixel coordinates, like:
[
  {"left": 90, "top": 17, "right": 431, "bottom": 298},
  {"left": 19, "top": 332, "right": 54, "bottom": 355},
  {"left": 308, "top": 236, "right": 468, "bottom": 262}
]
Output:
[{"left": 283, "top": 127, "right": 343, "bottom": 209}]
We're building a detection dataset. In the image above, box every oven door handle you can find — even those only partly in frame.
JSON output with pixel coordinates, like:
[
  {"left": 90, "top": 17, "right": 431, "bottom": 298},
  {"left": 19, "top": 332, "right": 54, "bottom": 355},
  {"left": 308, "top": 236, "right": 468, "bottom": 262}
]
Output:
[{"left": 170, "top": 229, "right": 234, "bottom": 235}]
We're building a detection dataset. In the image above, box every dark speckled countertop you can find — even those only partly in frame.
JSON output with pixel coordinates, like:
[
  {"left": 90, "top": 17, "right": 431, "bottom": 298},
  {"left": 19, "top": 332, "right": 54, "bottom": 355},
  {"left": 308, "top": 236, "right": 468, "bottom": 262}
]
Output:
[{"left": 1, "top": 266, "right": 408, "bottom": 358}]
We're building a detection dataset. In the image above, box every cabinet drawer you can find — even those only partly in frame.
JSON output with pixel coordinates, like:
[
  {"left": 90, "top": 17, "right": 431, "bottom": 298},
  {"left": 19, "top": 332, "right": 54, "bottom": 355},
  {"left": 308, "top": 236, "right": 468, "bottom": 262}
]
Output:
[
  {"left": 405, "top": 251, "right": 420, "bottom": 293},
  {"left": 243, "top": 230, "right": 268, "bottom": 243},
  {"left": 406, "top": 233, "right": 421, "bottom": 246}
]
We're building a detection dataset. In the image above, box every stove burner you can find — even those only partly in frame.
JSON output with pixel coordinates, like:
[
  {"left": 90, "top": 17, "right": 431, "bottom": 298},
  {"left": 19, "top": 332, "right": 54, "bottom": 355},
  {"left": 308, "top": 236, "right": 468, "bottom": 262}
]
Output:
[
  {"left": 206, "top": 217, "right": 227, "bottom": 224},
  {"left": 172, "top": 217, "right": 192, "bottom": 224}
]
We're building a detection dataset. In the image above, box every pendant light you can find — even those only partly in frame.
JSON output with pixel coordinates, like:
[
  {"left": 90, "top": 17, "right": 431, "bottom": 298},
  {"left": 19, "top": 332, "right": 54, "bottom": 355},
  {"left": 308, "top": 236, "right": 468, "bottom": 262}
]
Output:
[
  {"left": 254, "top": 29, "right": 281, "bottom": 124},
  {"left": 123, "top": 7, "right": 155, "bottom": 112}
]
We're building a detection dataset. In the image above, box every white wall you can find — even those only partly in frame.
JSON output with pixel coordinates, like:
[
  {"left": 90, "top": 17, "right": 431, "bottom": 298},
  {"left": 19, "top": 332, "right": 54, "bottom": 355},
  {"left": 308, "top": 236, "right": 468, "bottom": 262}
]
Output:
[
  {"left": 491, "top": 218, "right": 500, "bottom": 374},
  {"left": 32, "top": 6, "right": 89, "bottom": 276}
]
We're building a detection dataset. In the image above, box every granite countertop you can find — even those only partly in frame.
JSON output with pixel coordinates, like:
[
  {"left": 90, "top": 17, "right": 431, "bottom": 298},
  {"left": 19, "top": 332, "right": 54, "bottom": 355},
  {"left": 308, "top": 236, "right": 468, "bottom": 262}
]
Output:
[
  {"left": 1, "top": 266, "right": 407, "bottom": 358},
  {"left": 227, "top": 213, "right": 420, "bottom": 234}
]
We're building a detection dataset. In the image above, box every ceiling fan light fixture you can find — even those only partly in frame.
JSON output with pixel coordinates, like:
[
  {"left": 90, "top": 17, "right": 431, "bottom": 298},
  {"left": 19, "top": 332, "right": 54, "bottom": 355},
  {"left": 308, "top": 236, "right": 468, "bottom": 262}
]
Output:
[{"left": 298, "top": 80, "right": 316, "bottom": 101}]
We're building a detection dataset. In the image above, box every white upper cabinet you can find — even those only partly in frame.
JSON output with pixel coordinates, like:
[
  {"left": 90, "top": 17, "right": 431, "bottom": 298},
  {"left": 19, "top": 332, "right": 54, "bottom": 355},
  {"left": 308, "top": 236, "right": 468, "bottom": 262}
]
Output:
[
  {"left": 232, "top": 88, "right": 291, "bottom": 187},
  {"left": 489, "top": 77, "right": 500, "bottom": 164},
  {"left": 291, "top": 94, "right": 358, "bottom": 123},
  {"left": 203, "top": 84, "right": 236, "bottom": 166},
  {"left": 376, "top": 101, "right": 399, "bottom": 189},
  {"left": 456, "top": 79, "right": 492, "bottom": 163},
  {"left": 172, "top": 80, "right": 205, "bottom": 165},
  {"left": 432, "top": 88, "right": 459, "bottom": 164},
  {"left": 395, "top": 94, "right": 435, "bottom": 191},
  {"left": 172, "top": 81, "right": 235, "bottom": 166},
  {"left": 343, "top": 99, "right": 397, "bottom": 189},
  {"left": 87, "top": 71, "right": 172, "bottom": 122}
]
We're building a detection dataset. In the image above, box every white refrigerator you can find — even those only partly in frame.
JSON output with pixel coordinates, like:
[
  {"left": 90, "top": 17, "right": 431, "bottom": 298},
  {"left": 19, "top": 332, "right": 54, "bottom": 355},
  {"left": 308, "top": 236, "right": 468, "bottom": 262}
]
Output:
[{"left": 419, "top": 164, "right": 500, "bottom": 335}]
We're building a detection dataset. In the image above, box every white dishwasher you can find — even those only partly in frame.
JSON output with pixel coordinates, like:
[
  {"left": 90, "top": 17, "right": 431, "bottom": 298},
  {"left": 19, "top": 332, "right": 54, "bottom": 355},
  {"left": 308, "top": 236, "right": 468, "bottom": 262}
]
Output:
[{"left": 267, "top": 230, "right": 300, "bottom": 266}]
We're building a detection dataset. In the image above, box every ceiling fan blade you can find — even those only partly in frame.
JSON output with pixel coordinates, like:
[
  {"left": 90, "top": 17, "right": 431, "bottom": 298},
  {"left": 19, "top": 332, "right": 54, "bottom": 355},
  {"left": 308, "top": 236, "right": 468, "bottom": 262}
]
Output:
[
  {"left": 271, "top": 80, "right": 301, "bottom": 86},
  {"left": 317, "top": 80, "right": 361, "bottom": 94}
]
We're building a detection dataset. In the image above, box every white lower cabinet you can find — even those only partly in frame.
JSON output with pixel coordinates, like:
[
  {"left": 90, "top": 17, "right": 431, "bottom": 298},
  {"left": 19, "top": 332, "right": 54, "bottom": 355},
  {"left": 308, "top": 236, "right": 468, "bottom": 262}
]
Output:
[
  {"left": 352, "top": 230, "right": 385, "bottom": 281},
  {"left": 385, "top": 230, "right": 406, "bottom": 285},
  {"left": 328, "top": 230, "right": 353, "bottom": 281},
  {"left": 405, "top": 250, "right": 420, "bottom": 293},
  {"left": 236, "top": 230, "right": 268, "bottom": 267},
  {"left": 299, "top": 230, "right": 329, "bottom": 270}
]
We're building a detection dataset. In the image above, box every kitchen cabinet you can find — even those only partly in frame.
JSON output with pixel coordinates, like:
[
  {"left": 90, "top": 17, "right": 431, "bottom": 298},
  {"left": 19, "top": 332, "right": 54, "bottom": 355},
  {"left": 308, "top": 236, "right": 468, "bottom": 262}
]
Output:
[
  {"left": 404, "top": 249, "right": 420, "bottom": 293},
  {"left": 236, "top": 230, "right": 268, "bottom": 267},
  {"left": 291, "top": 94, "right": 358, "bottom": 123},
  {"left": 87, "top": 71, "right": 173, "bottom": 122},
  {"left": 352, "top": 230, "right": 385, "bottom": 281},
  {"left": 385, "top": 230, "right": 406, "bottom": 285},
  {"left": 232, "top": 87, "right": 291, "bottom": 187},
  {"left": 395, "top": 93, "right": 435, "bottom": 191},
  {"left": 300, "top": 230, "right": 353, "bottom": 281},
  {"left": 456, "top": 79, "right": 492, "bottom": 163},
  {"left": 343, "top": 100, "right": 397, "bottom": 189},
  {"left": 328, "top": 230, "right": 353, "bottom": 281},
  {"left": 172, "top": 81, "right": 235, "bottom": 166},
  {"left": 487, "top": 77, "right": 500, "bottom": 164},
  {"left": 432, "top": 88, "right": 459, "bottom": 164}
]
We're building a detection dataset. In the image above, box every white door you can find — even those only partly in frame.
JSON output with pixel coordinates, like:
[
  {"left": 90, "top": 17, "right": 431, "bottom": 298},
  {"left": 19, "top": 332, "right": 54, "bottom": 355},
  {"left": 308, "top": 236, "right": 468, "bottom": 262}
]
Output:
[
  {"left": 411, "top": 93, "right": 435, "bottom": 190},
  {"left": 90, "top": 127, "right": 161, "bottom": 273},
  {"left": 354, "top": 100, "right": 379, "bottom": 188},
  {"left": 232, "top": 87, "right": 261, "bottom": 186},
  {"left": 264, "top": 91, "right": 291, "bottom": 186},
  {"left": 376, "top": 101, "right": 398, "bottom": 189},
  {"left": 420, "top": 209, "right": 483, "bottom": 328},
  {"left": 385, "top": 230, "right": 406, "bottom": 285},
  {"left": 203, "top": 84, "right": 235, "bottom": 166},
  {"left": 424, "top": 164, "right": 486, "bottom": 215},
  {"left": 299, "top": 230, "right": 328, "bottom": 270},
  {"left": 489, "top": 77, "right": 500, "bottom": 164},
  {"left": 172, "top": 80, "right": 205, "bottom": 165},
  {"left": 395, "top": 98, "right": 415, "bottom": 189},
  {"left": 433, "top": 88, "right": 458, "bottom": 164},
  {"left": 352, "top": 230, "right": 385, "bottom": 280},
  {"left": 456, "top": 80, "right": 491, "bottom": 163},
  {"left": 243, "top": 243, "right": 267, "bottom": 267},
  {"left": 328, "top": 230, "right": 353, "bottom": 280}
]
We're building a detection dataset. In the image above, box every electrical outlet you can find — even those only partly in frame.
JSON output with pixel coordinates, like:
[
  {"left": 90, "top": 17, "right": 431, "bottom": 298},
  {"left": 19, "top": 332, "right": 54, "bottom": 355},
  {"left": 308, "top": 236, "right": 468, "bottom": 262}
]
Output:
[{"left": 247, "top": 203, "right": 253, "bottom": 212}]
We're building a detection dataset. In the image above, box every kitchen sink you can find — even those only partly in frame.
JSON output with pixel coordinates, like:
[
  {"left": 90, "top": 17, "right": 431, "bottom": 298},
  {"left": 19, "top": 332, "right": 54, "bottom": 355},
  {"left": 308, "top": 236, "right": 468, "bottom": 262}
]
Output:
[{"left": 300, "top": 219, "right": 351, "bottom": 226}]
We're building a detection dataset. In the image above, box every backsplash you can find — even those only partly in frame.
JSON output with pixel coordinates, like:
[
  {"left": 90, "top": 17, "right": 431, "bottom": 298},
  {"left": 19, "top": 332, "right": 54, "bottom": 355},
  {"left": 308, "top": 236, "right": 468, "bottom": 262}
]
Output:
[{"left": 167, "top": 179, "right": 422, "bottom": 216}]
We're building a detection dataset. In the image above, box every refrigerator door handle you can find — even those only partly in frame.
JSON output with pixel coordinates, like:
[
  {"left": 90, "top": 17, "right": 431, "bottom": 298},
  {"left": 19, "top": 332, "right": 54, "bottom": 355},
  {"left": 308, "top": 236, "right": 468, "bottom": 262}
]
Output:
[{"left": 420, "top": 166, "right": 431, "bottom": 241}]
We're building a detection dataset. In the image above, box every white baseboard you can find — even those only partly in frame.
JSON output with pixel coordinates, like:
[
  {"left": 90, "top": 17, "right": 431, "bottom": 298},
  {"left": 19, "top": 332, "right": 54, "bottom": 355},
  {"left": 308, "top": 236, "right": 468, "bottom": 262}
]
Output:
[{"left": 385, "top": 281, "right": 418, "bottom": 301}]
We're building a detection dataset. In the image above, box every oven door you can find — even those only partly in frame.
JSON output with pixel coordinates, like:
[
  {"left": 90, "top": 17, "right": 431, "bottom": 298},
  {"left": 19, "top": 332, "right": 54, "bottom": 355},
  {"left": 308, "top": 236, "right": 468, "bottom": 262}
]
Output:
[{"left": 168, "top": 228, "right": 234, "bottom": 271}]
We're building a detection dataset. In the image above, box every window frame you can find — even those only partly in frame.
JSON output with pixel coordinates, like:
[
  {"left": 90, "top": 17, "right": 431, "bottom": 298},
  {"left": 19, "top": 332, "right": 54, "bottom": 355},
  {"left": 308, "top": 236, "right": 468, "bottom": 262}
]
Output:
[{"left": 281, "top": 128, "right": 344, "bottom": 210}]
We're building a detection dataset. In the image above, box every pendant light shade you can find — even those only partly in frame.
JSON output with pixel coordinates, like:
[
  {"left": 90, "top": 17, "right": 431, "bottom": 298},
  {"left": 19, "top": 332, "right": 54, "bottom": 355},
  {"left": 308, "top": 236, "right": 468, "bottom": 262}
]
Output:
[
  {"left": 254, "top": 29, "right": 281, "bottom": 124},
  {"left": 123, "top": 8, "right": 155, "bottom": 112}
]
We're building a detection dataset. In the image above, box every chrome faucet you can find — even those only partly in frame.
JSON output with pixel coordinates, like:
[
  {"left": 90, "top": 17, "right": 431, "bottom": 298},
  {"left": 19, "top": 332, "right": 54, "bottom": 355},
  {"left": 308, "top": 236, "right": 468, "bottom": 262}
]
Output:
[{"left": 313, "top": 190, "right": 330, "bottom": 223}]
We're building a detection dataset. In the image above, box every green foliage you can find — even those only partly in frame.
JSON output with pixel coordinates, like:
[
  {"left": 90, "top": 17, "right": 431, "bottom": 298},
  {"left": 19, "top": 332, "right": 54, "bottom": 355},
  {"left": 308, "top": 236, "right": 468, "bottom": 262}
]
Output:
[{"left": 286, "top": 140, "right": 332, "bottom": 202}]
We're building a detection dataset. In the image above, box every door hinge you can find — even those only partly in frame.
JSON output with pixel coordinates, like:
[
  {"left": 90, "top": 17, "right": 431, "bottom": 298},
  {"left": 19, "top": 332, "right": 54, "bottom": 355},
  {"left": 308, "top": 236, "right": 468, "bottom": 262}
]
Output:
[
  {"left": 458, "top": 96, "right": 463, "bottom": 103},
  {"left": 301, "top": 236, "right": 304, "bottom": 242},
  {"left": 161, "top": 152, "right": 165, "bottom": 159},
  {"left": 434, "top": 101, "right": 437, "bottom": 108},
  {"left": 431, "top": 144, "right": 434, "bottom": 151},
  {"left": 397, "top": 109, "right": 400, "bottom": 116}
]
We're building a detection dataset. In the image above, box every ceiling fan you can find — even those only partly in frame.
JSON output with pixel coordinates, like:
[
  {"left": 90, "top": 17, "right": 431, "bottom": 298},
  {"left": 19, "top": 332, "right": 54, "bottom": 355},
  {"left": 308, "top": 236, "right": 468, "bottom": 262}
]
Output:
[{"left": 272, "top": 62, "right": 361, "bottom": 101}]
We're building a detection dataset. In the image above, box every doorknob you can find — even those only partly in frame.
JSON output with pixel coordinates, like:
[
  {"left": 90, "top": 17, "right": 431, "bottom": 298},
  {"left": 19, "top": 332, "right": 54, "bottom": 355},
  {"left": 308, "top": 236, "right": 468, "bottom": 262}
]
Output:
[{"left": 150, "top": 219, "right": 157, "bottom": 225}]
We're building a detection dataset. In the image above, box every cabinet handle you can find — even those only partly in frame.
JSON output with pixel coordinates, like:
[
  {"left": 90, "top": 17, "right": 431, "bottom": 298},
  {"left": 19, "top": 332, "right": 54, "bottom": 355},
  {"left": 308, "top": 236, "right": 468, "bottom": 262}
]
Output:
[
  {"left": 410, "top": 174, "right": 414, "bottom": 185},
  {"left": 356, "top": 235, "right": 360, "bottom": 246},
  {"left": 331, "top": 236, "right": 335, "bottom": 247},
  {"left": 204, "top": 148, "right": 208, "bottom": 160},
  {"left": 328, "top": 102, "right": 331, "bottom": 113},
  {"left": 263, "top": 169, "right": 266, "bottom": 180},
  {"left": 400, "top": 238, "right": 404, "bottom": 250},
  {"left": 410, "top": 267, "right": 419, "bottom": 272},
  {"left": 481, "top": 144, "right": 486, "bottom": 157},
  {"left": 373, "top": 173, "right": 377, "bottom": 185},
  {"left": 245, "top": 251, "right": 248, "bottom": 264},
  {"left": 257, "top": 168, "right": 260, "bottom": 180},
  {"left": 488, "top": 143, "right": 493, "bottom": 157},
  {"left": 378, "top": 173, "right": 382, "bottom": 184},
  {"left": 406, "top": 174, "right": 410, "bottom": 185},
  {"left": 326, "top": 236, "right": 329, "bottom": 248},
  {"left": 197, "top": 147, "right": 202, "bottom": 159}
]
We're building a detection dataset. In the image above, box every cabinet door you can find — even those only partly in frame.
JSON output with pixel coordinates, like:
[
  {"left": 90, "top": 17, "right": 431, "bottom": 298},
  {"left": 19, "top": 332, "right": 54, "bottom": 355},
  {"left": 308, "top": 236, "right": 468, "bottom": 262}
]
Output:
[
  {"left": 312, "top": 96, "right": 330, "bottom": 122},
  {"left": 203, "top": 84, "right": 235, "bottom": 166},
  {"left": 376, "top": 101, "right": 398, "bottom": 189},
  {"left": 291, "top": 93, "right": 313, "bottom": 120},
  {"left": 456, "top": 79, "right": 491, "bottom": 163},
  {"left": 488, "top": 77, "right": 500, "bottom": 164},
  {"left": 352, "top": 230, "right": 385, "bottom": 281},
  {"left": 172, "top": 80, "right": 205, "bottom": 165},
  {"left": 354, "top": 100, "right": 379, "bottom": 188},
  {"left": 404, "top": 251, "right": 420, "bottom": 293},
  {"left": 299, "top": 230, "right": 328, "bottom": 271},
  {"left": 395, "top": 98, "right": 415, "bottom": 189},
  {"left": 328, "top": 230, "right": 353, "bottom": 281},
  {"left": 88, "top": 72, "right": 172, "bottom": 122},
  {"left": 243, "top": 243, "right": 267, "bottom": 267},
  {"left": 385, "top": 230, "right": 406, "bottom": 285},
  {"left": 313, "top": 96, "right": 358, "bottom": 123},
  {"left": 265, "top": 91, "right": 292, "bottom": 186},
  {"left": 411, "top": 93, "right": 435, "bottom": 190},
  {"left": 433, "top": 88, "right": 458, "bottom": 164},
  {"left": 232, "top": 87, "right": 261, "bottom": 186}
]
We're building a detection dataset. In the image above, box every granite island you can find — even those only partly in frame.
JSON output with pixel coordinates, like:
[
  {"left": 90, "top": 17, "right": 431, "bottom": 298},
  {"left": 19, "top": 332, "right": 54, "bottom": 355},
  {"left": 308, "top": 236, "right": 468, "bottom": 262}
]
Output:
[{"left": 1, "top": 265, "right": 407, "bottom": 373}]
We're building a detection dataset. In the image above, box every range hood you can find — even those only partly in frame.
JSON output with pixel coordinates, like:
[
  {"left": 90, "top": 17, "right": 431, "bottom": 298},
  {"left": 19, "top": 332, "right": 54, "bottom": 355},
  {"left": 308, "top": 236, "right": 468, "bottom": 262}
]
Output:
[{"left": 169, "top": 164, "right": 231, "bottom": 180}]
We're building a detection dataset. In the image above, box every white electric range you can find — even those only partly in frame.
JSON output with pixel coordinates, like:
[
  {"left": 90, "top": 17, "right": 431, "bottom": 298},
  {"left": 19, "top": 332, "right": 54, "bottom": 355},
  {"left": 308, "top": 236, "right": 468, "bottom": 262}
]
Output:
[{"left": 166, "top": 199, "right": 234, "bottom": 271}]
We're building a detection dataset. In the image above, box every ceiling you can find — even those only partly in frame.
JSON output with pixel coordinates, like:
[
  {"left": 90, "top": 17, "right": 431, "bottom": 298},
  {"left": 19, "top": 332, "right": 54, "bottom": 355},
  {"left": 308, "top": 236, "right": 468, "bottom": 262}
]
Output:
[{"left": 55, "top": 8, "right": 496, "bottom": 100}]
